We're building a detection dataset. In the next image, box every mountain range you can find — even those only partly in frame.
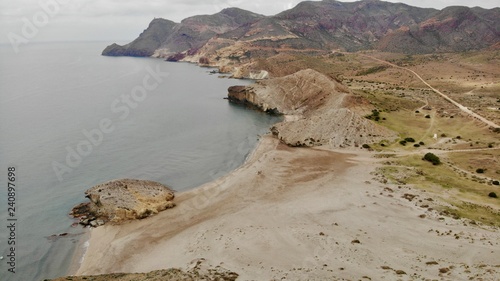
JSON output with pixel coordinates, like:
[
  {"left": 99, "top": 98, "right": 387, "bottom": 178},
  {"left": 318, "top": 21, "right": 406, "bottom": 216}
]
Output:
[{"left": 102, "top": 0, "right": 499, "bottom": 58}]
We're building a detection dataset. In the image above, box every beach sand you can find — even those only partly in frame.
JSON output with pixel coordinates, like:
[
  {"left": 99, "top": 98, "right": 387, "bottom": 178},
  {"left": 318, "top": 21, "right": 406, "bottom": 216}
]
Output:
[{"left": 75, "top": 136, "right": 500, "bottom": 280}]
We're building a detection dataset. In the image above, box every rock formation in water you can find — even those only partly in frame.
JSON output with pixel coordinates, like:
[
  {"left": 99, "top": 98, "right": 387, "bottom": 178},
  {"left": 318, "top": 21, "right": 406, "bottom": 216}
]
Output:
[
  {"left": 228, "top": 69, "right": 397, "bottom": 147},
  {"left": 71, "top": 179, "right": 175, "bottom": 226}
]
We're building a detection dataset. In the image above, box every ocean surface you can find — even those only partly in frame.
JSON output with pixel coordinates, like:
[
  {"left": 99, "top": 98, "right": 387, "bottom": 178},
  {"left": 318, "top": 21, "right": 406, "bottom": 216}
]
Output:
[{"left": 0, "top": 42, "right": 279, "bottom": 281}]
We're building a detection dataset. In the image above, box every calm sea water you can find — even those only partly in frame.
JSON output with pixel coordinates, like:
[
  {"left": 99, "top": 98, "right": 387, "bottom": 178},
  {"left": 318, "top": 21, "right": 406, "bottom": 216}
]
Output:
[{"left": 0, "top": 42, "right": 279, "bottom": 281}]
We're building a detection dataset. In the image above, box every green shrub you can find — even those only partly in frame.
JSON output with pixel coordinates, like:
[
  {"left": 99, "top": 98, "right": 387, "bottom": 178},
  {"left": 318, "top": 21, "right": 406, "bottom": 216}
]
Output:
[
  {"left": 492, "top": 180, "right": 499, "bottom": 185},
  {"left": 476, "top": 168, "right": 485, "bottom": 174},
  {"left": 413, "top": 144, "right": 420, "bottom": 147},
  {"left": 362, "top": 144, "right": 371, "bottom": 149},
  {"left": 356, "top": 65, "right": 389, "bottom": 76},
  {"left": 366, "top": 109, "right": 381, "bottom": 121},
  {"left": 423, "top": 153, "right": 441, "bottom": 165},
  {"left": 488, "top": 192, "right": 498, "bottom": 198},
  {"left": 399, "top": 140, "right": 407, "bottom": 146},
  {"left": 405, "top": 137, "right": 415, "bottom": 143}
]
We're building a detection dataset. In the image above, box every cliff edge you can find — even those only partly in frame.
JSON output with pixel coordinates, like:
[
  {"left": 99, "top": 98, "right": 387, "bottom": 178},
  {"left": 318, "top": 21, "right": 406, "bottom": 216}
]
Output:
[{"left": 228, "top": 69, "right": 397, "bottom": 147}]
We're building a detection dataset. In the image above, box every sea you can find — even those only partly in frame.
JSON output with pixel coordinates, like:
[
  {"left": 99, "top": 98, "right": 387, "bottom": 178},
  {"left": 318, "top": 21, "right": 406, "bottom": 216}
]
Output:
[{"left": 0, "top": 41, "right": 280, "bottom": 281}]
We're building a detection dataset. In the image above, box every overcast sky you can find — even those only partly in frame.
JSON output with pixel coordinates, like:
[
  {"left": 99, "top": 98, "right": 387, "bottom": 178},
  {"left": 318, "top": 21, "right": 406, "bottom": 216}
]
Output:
[{"left": 1, "top": 0, "right": 498, "bottom": 45}]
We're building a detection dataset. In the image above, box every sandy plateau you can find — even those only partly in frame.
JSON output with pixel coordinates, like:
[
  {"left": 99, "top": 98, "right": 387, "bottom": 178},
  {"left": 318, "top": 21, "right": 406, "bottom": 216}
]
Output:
[{"left": 67, "top": 135, "right": 500, "bottom": 281}]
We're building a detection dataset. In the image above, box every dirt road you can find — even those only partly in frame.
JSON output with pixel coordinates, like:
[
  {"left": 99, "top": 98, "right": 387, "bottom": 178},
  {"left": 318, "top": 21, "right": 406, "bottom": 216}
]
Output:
[{"left": 355, "top": 53, "right": 500, "bottom": 129}]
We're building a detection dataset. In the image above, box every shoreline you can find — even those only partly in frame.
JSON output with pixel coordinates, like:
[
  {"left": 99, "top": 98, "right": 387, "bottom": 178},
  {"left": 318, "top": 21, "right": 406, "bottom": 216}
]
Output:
[
  {"left": 72, "top": 134, "right": 500, "bottom": 280},
  {"left": 66, "top": 230, "right": 90, "bottom": 276},
  {"left": 68, "top": 133, "right": 275, "bottom": 276},
  {"left": 73, "top": 134, "right": 281, "bottom": 276},
  {"left": 64, "top": 58, "right": 272, "bottom": 276}
]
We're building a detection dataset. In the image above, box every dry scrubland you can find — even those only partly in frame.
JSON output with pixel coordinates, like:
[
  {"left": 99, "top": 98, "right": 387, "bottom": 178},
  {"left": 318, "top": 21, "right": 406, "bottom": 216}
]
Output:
[
  {"left": 343, "top": 51, "right": 500, "bottom": 227},
  {"left": 272, "top": 49, "right": 500, "bottom": 227}
]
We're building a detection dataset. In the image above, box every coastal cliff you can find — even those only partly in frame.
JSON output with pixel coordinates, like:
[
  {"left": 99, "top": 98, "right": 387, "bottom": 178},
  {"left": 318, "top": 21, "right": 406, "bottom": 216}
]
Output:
[
  {"left": 102, "top": 19, "right": 177, "bottom": 57},
  {"left": 102, "top": 1, "right": 500, "bottom": 60},
  {"left": 102, "top": 8, "right": 264, "bottom": 57},
  {"left": 228, "top": 69, "right": 397, "bottom": 147}
]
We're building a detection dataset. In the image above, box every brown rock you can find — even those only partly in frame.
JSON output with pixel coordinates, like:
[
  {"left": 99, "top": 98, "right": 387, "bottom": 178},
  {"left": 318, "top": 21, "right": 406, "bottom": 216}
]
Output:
[
  {"left": 72, "top": 179, "right": 175, "bottom": 225},
  {"left": 228, "top": 69, "right": 397, "bottom": 147},
  {"left": 439, "top": 267, "right": 450, "bottom": 273}
]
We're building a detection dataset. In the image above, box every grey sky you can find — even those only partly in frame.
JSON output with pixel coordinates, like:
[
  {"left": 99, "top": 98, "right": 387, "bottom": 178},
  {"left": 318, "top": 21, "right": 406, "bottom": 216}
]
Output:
[{"left": 1, "top": 0, "right": 498, "bottom": 45}]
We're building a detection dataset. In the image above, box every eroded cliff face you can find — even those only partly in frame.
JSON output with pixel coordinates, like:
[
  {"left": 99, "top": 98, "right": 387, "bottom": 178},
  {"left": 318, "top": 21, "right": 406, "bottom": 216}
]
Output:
[
  {"left": 228, "top": 69, "right": 397, "bottom": 148},
  {"left": 71, "top": 179, "right": 175, "bottom": 226}
]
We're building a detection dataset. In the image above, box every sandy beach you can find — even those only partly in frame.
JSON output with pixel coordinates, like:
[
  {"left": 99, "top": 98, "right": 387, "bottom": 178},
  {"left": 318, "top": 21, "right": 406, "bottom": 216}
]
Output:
[{"left": 75, "top": 135, "right": 500, "bottom": 280}]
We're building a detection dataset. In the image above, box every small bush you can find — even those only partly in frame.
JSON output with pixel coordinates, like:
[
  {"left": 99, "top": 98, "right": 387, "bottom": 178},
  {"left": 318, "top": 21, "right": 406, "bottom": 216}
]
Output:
[
  {"left": 488, "top": 143, "right": 494, "bottom": 148},
  {"left": 414, "top": 144, "right": 420, "bottom": 147},
  {"left": 366, "top": 109, "right": 382, "bottom": 121},
  {"left": 405, "top": 137, "right": 415, "bottom": 143},
  {"left": 491, "top": 180, "right": 499, "bottom": 185},
  {"left": 425, "top": 115, "right": 431, "bottom": 119},
  {"left": 423, "top": 153, "right": 441, "bottom": 165},
  {"left": 488, "top": 192, "right": 498, "bottom": 198},
  {"left": 362, "top": 144, "right": 371, "bottom": 149},
  {"left": 399, "top": 140, "right": 407, "bottom": 146},
  {"left": 419, "top": 141, "right": 425, "bottom": 145},
  {"left": 476, "top": 168, "right": 485, "bottom": 174}
]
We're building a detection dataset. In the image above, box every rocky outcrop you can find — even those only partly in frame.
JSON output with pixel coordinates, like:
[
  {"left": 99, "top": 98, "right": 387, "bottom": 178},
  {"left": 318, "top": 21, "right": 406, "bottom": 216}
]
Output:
[
  {"left": 229, "top": 69, "right": 344, "bottom": 115},
  {"left": 271, "top": 108, "right": 396, "bottom": 147},
  {"left": 228, "top": 69, "right": 397, "bottom": 147},
  {"left": 71, "top": 179, "right": 175, "bottom": 226}
]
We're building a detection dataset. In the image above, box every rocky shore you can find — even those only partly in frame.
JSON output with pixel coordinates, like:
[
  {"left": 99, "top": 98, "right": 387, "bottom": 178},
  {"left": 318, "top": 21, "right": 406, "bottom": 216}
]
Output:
[{"left": 70, "top": 179, "right": 175, "bottom": 227}]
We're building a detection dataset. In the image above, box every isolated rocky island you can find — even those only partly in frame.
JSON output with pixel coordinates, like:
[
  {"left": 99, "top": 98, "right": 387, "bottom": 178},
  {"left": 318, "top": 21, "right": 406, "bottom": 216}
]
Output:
[{"left": 58, "top": 1, "right": 500, "bottom": 280}]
